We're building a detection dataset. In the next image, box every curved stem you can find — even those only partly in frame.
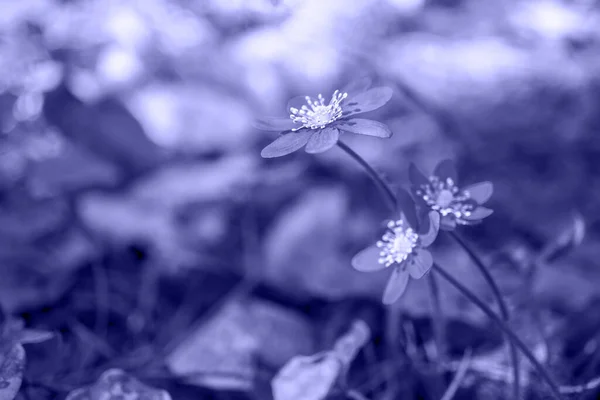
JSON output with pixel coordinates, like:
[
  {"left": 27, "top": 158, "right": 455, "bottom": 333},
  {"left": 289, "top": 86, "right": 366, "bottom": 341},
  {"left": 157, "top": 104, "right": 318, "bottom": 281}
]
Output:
[
  {"left": 336, "top": 141, "right": 397, "bottom": 212},
  {"left": 448, "top": 231, "right": 521, "bottom": 399},
  {"left": 440, "top": 349, "right": 472, "bottom": 400},
  {"left": 432, "top": 263, "right": 564, "bottom": 400}
]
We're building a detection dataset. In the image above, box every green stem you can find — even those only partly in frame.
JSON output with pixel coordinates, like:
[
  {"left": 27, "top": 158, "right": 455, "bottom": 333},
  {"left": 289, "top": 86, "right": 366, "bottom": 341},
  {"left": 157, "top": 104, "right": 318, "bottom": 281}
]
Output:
[
  {"left": 448, "top": 231, "right": 521, "bottom": 399},
  {"left": 432, "top": 263, "right": 564, "bottom": 400},
  {"left": 336, "top": 141, "right": 397, "bottom": 212}
]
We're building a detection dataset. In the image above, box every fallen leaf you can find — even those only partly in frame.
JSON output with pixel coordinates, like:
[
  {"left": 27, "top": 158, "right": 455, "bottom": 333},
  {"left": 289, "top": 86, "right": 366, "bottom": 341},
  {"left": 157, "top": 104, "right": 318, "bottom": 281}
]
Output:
[
  {"left": 272, "top": 353, "right": 341, "bottom": 400},
  {"left": 0, "top": 344, "right": 24, "bottom": 400}
]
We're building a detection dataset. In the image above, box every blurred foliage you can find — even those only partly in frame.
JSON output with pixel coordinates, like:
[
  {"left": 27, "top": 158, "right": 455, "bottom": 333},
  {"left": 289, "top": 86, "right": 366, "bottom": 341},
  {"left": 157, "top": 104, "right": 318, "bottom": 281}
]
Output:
[{"left": 1, "top": 0, "right": 600, "bottom": 399}]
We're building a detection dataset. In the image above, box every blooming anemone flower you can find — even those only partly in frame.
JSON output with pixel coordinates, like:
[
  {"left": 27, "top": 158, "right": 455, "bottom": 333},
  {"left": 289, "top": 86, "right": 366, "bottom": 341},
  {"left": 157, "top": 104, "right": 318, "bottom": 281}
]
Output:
[
  {"left": 352, "top": 202, "right": 440, "bottom": 305},
  {"left": 256, "top": 81, "right": 393, "bottom": 158},
  {"left": 409, "top": 160, "right": 494, "bottom": 231}
]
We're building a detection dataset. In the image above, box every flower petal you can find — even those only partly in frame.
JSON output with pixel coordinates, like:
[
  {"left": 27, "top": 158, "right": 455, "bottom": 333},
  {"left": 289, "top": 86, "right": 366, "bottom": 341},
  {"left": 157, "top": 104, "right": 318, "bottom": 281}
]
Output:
[
  {"left": 419, "top": 212, "right": 440, "bottom": 247},
  {"left": 463, "top": 181, "right": 494, "bottom": 205},
  {"left": 335, "top": 118, "right": 392, "bottom": 138},
  {"left": 409, "top": 163, "right": 430, "bottom": 187},
  {"left": 434, "top": 159, "right": 458, "bottom": 184},
  {"left": 382, "top": 266, "right": 409, "bottom": 305},
  {"left": 260, "top": 130, "right": 313, "bottom": 158},
  {"left": 396, "top": 187, "right": 418, "bottom": 229},
  {"left": 408, "top": 250, "right": 433, "bottom": 279},
  {"left": 352, "top": 246, "right": 386, "bottom": 272},
  {"left": 253, "top": 117, "right": 298, "bottom": 132},
  {"left": 342, "top": 87, "right": 393, "bottom": 117},
  {"left": 305, "top": 127, "right": 339, "bottom": 154},
  {"left": 464, "top": 206, "right": 494, "bottom": 221},
  {"left": 342, "top": 76, "right": 372, "bottom": 97}
]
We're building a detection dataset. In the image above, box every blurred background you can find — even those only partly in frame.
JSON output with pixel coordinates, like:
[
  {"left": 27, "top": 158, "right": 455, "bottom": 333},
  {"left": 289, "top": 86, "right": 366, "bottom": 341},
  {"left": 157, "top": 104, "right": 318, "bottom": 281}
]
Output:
[{"left": 2, "top": 0, "right": 600, "bottom": 399}]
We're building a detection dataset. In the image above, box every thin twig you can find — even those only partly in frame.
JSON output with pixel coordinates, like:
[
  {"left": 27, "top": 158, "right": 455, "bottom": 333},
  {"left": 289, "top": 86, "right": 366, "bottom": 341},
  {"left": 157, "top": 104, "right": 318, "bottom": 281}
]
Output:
[
  {"left": 559, "top": 375, "right": 600, "bottom": 394},
  {"left": 440, "top": 349, "right": 472, "bottom": 400},
  {"left": 448, "top": 230, "right": 521, "bottom": 399},
  {"left": 432, "top": 263, "right": 564, "bottom": 400}
]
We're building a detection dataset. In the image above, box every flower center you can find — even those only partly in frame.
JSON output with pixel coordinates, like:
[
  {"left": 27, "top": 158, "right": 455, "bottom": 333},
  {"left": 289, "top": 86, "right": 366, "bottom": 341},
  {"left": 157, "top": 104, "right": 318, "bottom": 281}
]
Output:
[
  {"left": 289, "top": 90, "right": 347, "bottom": 131},
  {"left": 376, "top": 220, "right": 419, "bottom": 267},
  {"left": 436, "top": 189, "right": 454, "bottom": 208},
  {"left": 416, "top": 176, "right": 474, "bottom": 220}
]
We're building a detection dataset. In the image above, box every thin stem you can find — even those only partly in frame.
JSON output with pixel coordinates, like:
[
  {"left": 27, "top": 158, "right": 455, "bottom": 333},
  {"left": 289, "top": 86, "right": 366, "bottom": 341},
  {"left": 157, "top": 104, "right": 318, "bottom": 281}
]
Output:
[
  {"left": 448, "top": 230, "right": 521, "bottom": 399},
  {"left": 439, "top": 349, "right": 472, "bottom": 400},
  {"left": 336, "top": 141, "right": 397, "bottom": 212},
  {"left": 432, "top": 263, "right": 564, "bottom": 400},
  {"left": 560, "top": 375, "right": 600, "bottom": 394},
  {"left": 346, "top": 389, "right": 371, "bottom": 400},
  {"left": 427, "top": 273, "right": 447, "bottom": 364}
]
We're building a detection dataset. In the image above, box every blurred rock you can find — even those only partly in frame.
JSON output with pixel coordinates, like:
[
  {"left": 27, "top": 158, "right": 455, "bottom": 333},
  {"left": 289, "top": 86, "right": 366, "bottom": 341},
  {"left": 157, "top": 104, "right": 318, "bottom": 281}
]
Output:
[
  {"left": 43, "top": 82, "right": 168, "bottom": 177},
  {"left": 128, "top": 155, "right": 257, "bottom": 206},
  {"left": 27, "top": 141, "right": 120, "bottom": 196},
  {"left": 250, "top": 300, "right": 314, "bottom": 367},
  {"left": 263, "top": 186, "right": 389, "bottom": 302},
  {"left": 0, "top": 194, "right": 67, "bottom": 243},
  {"left": 0, "top": 226, "right": 94, "bottom": 312},
  {"left": 166, "top": 296, "right": 315, "bottom": 391},
  {"left": 0, "top": 191, "right": 95, "bottom": 313},
  {"left": 126, "top": 83, "right": 254, "bottom": 153},
  {"left": 166, "top": 300, "right": 258, "bottom": 391},
  {"left": 78, "top": 189, "right": 196, "bottom": 271},
  {"left": 78, "top": 156, "right": 257, "bottom": 271}
]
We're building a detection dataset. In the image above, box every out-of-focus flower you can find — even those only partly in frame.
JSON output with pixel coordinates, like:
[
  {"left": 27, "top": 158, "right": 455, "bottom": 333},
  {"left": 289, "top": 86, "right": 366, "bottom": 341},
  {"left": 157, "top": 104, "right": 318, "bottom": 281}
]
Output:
[
  {"left": 352, "top": 192, "right": 440, "bottom": 305},
  {"left": 257, "top": 80, "right": 393, "bottom": 158},
  {"left": 409, "top": 160, "right": 494, "bottom": 231},
  {"left": 65, "top": 369, "right": 171, "bottom": 400}
]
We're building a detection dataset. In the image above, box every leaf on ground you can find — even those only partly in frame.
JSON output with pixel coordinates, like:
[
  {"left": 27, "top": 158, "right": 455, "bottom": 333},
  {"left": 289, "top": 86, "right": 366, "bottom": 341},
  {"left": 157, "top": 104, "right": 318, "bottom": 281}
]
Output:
[
  {"left": 65, "top": 369, "right": 171, "bottom": 400},
  {"left": 27, "top": 141, "right": 120, "bottom": 196},
  {"left": 331, "top": 320, "right": 371, "bottom": 368},
  {"left": 537, "top": 212, "right": 586, "bottom": 264},
  {"left": 165, "top": 300, "right": 259, "bottom": 391},
  {"left": 0, "top": 344, "right": 24, "bottom": 400},
  {"left": 271, "top": 353, "right": 341, "bottom": 400},
  {"left": 0, "top": 227, "right": 93, "bottom": 313},
  {"left": 250, "top": 300, "right": 315, "bottom": 368}
]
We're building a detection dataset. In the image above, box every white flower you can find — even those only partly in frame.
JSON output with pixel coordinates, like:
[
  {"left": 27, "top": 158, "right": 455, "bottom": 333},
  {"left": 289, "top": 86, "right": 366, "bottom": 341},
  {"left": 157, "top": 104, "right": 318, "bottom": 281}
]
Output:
[{"left": 352, "top": 210, "right": 440, "bottom": 305}]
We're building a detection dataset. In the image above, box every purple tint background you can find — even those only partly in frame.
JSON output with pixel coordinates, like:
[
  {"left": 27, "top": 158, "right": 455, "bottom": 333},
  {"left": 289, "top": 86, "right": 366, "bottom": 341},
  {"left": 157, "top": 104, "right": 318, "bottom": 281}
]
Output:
[{"left": 1, "top": 0, "right": 600, "bottom": 399}]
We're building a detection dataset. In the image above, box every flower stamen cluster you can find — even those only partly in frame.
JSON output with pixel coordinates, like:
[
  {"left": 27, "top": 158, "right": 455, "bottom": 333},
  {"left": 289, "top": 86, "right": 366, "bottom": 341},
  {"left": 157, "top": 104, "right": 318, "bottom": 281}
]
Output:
[
  {"left": 376, "top": 219, "right": 419, "bottom": 267},
  {"left": 416, "top": 176, "right": 474, "bottom": 222},
  {"left": 289, "top": 90, "right": 348, "bottom": 131}
]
